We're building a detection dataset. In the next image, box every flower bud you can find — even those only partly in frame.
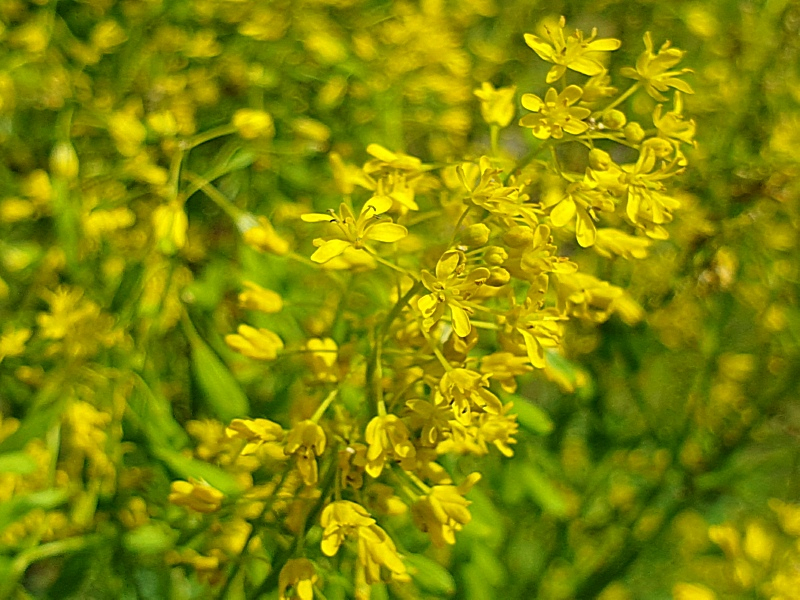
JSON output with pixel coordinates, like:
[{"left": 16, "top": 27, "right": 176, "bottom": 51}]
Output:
[
  {"left": 624, "top": 122, "right": 645, "bottom": 143},
  {"left": 233, "top": 109, "right": 275, "bottom": 139},
  {"left": 643, "top": 137, "right": 674, "bottom": 158},
  {"left": 588, "top": 148, "right": 612, "bottom": 171},
  {"left": 50, "top": 141, "right": 79, "bottom": 180},
  {"left": 242, "top": 216, "right": 289, "bottom": 255},
  {"left": 602, "top": 109, "right": 626, "bottom": 130},
  {"left": 487, "top": 266, "right": 510, "bottom": 286},
  {"left": 461, "top": 223, "right": 490, "bottom": 247},
  {"left": 503, "top": 226, "right": 533, "bottom": 248},
  {"left": 484, "top": 246, "right": 508, "bottom": 266}
]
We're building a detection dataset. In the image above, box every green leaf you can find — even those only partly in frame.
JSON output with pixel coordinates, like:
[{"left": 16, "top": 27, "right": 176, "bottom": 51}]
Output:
[
  {"left": 123, "top": 523, "right": 177, "bottom": 555},
  {"left": 0, "top": 398, "right": 65, "bottom": 454},
  {"left": 405, "top": 554, "right": 456, "bottom": 596},
  {"left": 154, "top": 447, "right": 243, "bottom": 496},
  {"left": 519, "top": 465, "right": 568, "bottom": 518},
  {"left": 184, "top": 317, "right": 250, "bottom": 422},
  {"left": 0, "top": 451, "right": 37, "bottom": 474},
  {"left": 129, "top": 375, "right": 189, "bottom": 450},
  {"left": 507, "top": 398, "right": 553, "bottom": 435}
]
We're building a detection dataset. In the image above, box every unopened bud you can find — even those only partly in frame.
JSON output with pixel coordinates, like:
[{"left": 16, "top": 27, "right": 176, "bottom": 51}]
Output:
[
  {"left": 487, "top": 266, "right": 510, "bottom": 286},
  {"left": 588, "top": 148, "right": 612, "bottom": 171},
  {"left": 623, "top": 122, "right": 645, "bottom": 143},
  {"left": 503, "top": 226, "right": 533, "bottom": 248},
  {"left": 484, "top": 246, "right": 508, "bottom": 266},
  {"left": 602, "top": 109, "right": 626, "bottom": 130},
  {"left": 461, "top": 223, "right": 490, "bottom": 247},
  {"left": 643, "top": 137, "right": 674, "bottom": 158},
  {"left": 50, "top": 141, "right": 79, "bottom": 180}
]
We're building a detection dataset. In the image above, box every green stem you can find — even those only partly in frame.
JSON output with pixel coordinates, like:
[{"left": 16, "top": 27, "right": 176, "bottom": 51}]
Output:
[
  {"left": 599, "top": 83, "right": 640, "bottom": 116},
  {"left": 186, "top": 124, "right": 238, "bottom": 149}
]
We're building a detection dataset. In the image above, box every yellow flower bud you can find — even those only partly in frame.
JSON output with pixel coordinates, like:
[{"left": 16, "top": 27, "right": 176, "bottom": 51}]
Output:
[
  {"left": 242, "top": 216, "right": 289, "bottom": 255},
  {"left": 487, "top": 266, "right": 511, "bottom": 286},
  {"left": 225, "top": 325, "right": 284, "bottom": 361},
  {"left": 602, "top": 109, "right": 627, "bottom": 130},
  {"left": 589, "top": 148, "right": 613, "bottom": 171},
  {"left": 152, "top": 200, "right": 188, "bottom": 254},
  {"left": 238, "top": 281, "right": 283, "bottom": 313},
  {"left": 623, "top": 122, "right": 645, "bottom": 143},
  {"left": 484, "top": 246, "right": 509, "bottom": 266},
  {"left": 461, "top": 223, "right": 491, "bottom": 247},
  {"left": 49, "top": 141, "right": 79, "bottom": 180},
  {"left": 0, "top": 198, "right": 35, "bottom": 222},
  {"left": 233, "top": 109, "right": 275, "bottom": 139},
  {"left": 168, "top": 479, "right": 224, "bottom": 513},
  {"left": 503, "top": 226, "right": 534, "bottom": 248}
]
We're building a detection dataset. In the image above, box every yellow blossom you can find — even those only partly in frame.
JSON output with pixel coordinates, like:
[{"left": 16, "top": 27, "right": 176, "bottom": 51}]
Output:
[
  {"left": 621, "top": 32, "right": 694, "bottom": 101},
  {"left": 242, "top": 216, "right": 290, "bottom": 255},
  {"left": 672, "top": 583, "right": 717, "bottom": 600},
  {"left": 437, "top": 368, "right": 503, "bottom": 425},
  {"left": 225, "top": 325, "right": 284, "bottom": 360},
  {"left": 226, "top": 418, "right": 285, "bottom": 456},
  {"left": 474, "top": 82, "right": 517, "bottom": 127},
  {"left": 411, "top": 473, "right": 481, "bottom": 547},
  {"left": 0, "top": 327, "right": 31, "bottom": 363},
  {"left": 524, "top": 17, "right": 621, "bottom": 83},
  {"left": 519, "top": 86, "right": 591, "bottom": 140},
  {"left": 238, "top": 281, "right": 283, "bottom": 313},
  {"left": 279, "top": 558, "right": 318, "bottom": 600},
  {"left": 302, "top": 196, "right": 407, "bottom": 263},
  {"left": 168, "top": 479, "right": 224, "bottom": 513},
  {"left": 364, "top": 414, "right": 416, "bottom": 477},
  {"left": 233, "top": 108, "right": 275, "bottom": 139},
  {"left": 284, "top": 420, "right": 326, "bottom": 486},
  {"left": 418, "top": 250, "right": 490, "bottom": 337},
  {"left": 320, "top": 501, "right": 407, "bottom": 584}
]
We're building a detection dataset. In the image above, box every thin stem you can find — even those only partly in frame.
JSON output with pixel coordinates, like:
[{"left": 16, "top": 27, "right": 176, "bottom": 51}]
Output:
[
  {"left": 186, "top": 124, "right": 237, "bottom": 149},
  {"left": 312, "top": 389, "right": 339, "bottom": 423},
  {"left": 182, "top": 171, "right": 245, "bottom": 223},
  {"left": 599, "top": 83, "right": 640, "bottom": 116},
  {"left": 447, "top": 207, "right": 472, "bottom": 249},
  {"left": 420, "top": 325, "right": 452, "bottom": 372}
]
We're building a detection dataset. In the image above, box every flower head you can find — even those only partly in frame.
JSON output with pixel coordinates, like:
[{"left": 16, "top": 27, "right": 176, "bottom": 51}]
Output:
[
  {"left": 279, "top": 558, "right": 317, "bottom": 600},
  {"left": 525, "top": 17, "right": 620, "bottom": 83},
  {"left": 621, "top": 32, "right": 694, "bottom": 101},
  {"left": 225, "top": 325, "right": 284, "bottom": 360},
  {"left": 411, "top": 473, "right": 481, "bottom": 547},
  {"left": 302, "top": 196, "right": 407, "bottom": 263},
  {"left": 364, "top": 414, "right": 416, "bottom": 477},
  {"left": 418, "top": 250, "right": 490, "bottom": 337},
  {"left": 169, "top": 479, "right": 224, "bottom": 513},
  {"left": 474, "top": 82, "right": 517, "bottom": 127},
  {"left": 519, "top": 86, "right": 591, "bottom": 140},
  {"left": 284, "top": 420, "right": 327, "bottom": 486}
]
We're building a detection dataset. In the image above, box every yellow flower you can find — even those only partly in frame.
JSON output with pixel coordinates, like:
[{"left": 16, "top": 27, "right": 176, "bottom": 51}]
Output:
[
  {"left": 418, "top": 250, "right": 490, "bottom": 338},
  {"left": 504, "top": 224, "right": 579, "bottom": 280},
  {"left": 474, "top": 82, "right": 517, "bottom": 127},
  {"left": 653, "top": 92, "right": 696, "bottom": 147},
  {"left": 0, "top": 327, "right": 31, "bottom": 363},
  {"left": 232, "top": 108, "right": 275, "bottom": 139},
  {"left": 301, "top": 196, "right": 407, "bottom": 264},
  {"left": 168, "top": 479, "right": 224, "bottom": 513},
  {"left": 304, "top": 338, "right": 340, "bottom": 383},
  {"left": 279, "top": 558, "right": 318, "bottom": 600},
  {"left": 152, "top": 199, "right": 188, "bottom": 254},
  {"left": 242, "top": 216, "right": 290, "bottom": 255},
  {"left": 406, "top": 399, "right": 452, "bottom": 447},
  {"left": 225, "top": 418, "right": 285, "bottom": 456},
  {"left": 479, "top": 352, "right": 533, "bottom": 394},
  {"left": 621, "top": 32, "right": 694, "bottom": 101},
  {"left": 411, "top": 473, "right": 481, "bottom": 547},
  {"left": 519, "top": 86, "right": 591, "bottom": 140},
  {"left": 238, "top": 281, "right": 283, "bottom": 313},
  {"left": 320, "top": 501, "right": 407, "bottom": 584},
  {"left": 456, "top": 157, "right": 533, "bottom": 223},
  {"left": 501, "top": 290, "right": 564, "bottom": 369},
  {"left": 225, "top": 325, "right": 284, "bottom": 360},
  {"left": 549, "top": 177, "right": 616, "bottom": 248},
  {"left": 525, "top": 16, "right": 621, "bottom": 83},
  {"left": 284, "top": 420, "right": 326, "bottom": 486},
  {"left": 436, "top": 368, "right": 503, "bottom": 425},
  {"left": 672, "top": 583, "right": 717, "bottom": 600},
  {"left": 364, "top": 414, "right": 416, "bottom": 477}
]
